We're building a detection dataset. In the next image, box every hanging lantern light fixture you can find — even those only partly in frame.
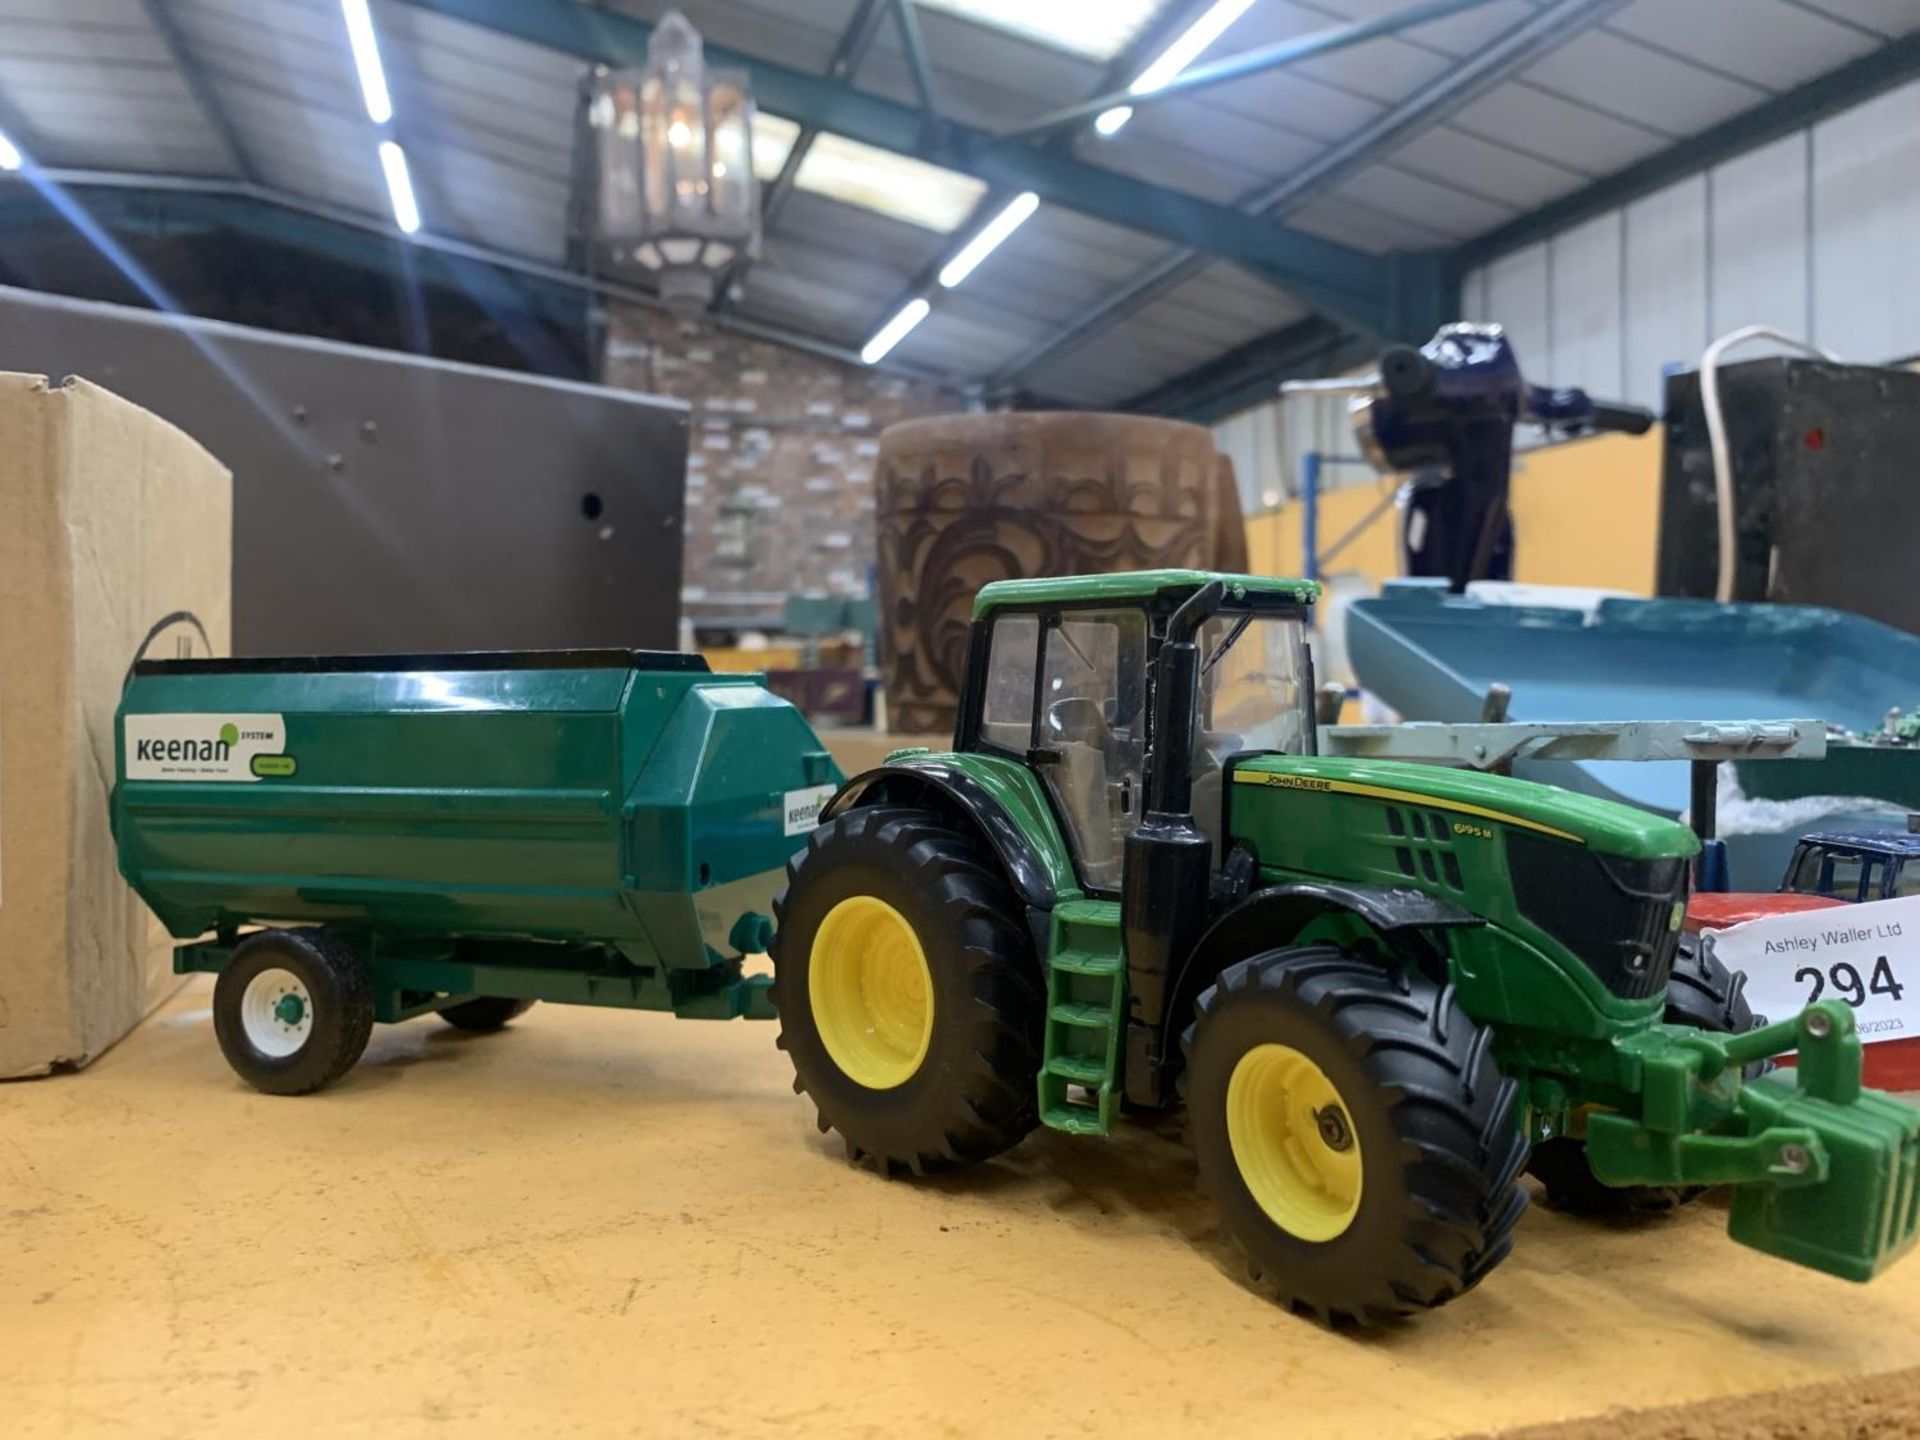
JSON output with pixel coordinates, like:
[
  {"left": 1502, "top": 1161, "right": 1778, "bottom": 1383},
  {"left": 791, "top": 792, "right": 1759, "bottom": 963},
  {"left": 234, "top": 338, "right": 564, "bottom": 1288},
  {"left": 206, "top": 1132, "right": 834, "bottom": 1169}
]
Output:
[{"left": 586, "top": 10, "right": 760, "bottom": 316}]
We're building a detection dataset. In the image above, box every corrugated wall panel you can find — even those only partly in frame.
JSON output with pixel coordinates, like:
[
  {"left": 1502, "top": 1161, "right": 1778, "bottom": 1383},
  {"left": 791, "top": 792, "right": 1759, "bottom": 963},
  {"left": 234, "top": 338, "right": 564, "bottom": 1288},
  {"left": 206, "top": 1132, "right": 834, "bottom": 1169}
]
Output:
[
  {"left": 1460, "top": 264, "right": 1491, "bottom": 324},
  {"left": 1456, "top": 75, "right": 1920, "bottom": 417},
  {"left": 1623, "top": 176, "right": 1707, "bottom": 411},
  {"left": 1484, "top": 243, "right": 1548, "bottom": 368},
  {"left": 1812, "top": 78, "right": 1920, "bottom": 362},
  {"left": 1548, "top": 212, "right": 1623, "bottom": 397},
  {"left": 1709, "top": 131, "right": 1811, "bottom": 347}
]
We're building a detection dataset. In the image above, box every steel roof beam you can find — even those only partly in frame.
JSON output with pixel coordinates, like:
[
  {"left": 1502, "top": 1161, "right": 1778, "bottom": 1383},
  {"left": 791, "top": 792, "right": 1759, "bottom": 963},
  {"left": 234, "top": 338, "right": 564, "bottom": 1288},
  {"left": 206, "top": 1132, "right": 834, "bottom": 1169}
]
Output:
[
  {"left": 137, "top": 0, "right": 257, "bottom": 182},
  {"left": 842, "top": 4, "right": 1223, "bottom": 373},
  {"left": 381, "top": 0, "right": 1398, "bottom": 335},
  {"left": 711, "top": 0, "right": 890, "bottom": 317},
  {"left": 1113, "top": 315, "right": 1376, "bottom": 423},
  {"left": 1001, "top": 0, "right": 1505, "bottom": 142},
  {"left": 762, "top": 0, "right": 891, "bottom": 230},
  {"left": 890, "top": 0, "right": 943, "bottom": 127},
  {"left": 990, "top": 0, "right": 1626, "bottom": 400}
]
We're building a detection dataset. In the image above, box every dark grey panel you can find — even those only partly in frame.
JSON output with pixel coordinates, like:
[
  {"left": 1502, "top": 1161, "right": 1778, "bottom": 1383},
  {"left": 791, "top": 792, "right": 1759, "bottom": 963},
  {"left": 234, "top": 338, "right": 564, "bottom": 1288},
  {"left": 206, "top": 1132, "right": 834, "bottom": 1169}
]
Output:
[
  {"left": 0, "top": 285, "right": 688, "bottom": 655},
  {"left": 1658, "top": 357, "right": 1920, "bottom": 636}
]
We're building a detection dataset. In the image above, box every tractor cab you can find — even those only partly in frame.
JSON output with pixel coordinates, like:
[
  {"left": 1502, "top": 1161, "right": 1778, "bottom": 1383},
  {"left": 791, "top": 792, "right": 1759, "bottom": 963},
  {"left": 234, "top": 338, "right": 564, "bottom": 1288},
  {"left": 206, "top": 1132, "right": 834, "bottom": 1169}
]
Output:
[
  {"left": 1782, "top": 830, "right": 1920, "bottom": 903},
  {"left": 955, "top": 570, "right": 1318, "bottom": 892}
]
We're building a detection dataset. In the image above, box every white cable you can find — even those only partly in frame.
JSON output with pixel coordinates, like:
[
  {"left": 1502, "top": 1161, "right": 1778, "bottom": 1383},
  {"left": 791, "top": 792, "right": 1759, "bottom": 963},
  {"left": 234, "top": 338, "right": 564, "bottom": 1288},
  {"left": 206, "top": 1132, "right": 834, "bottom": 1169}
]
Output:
[{"left": 1700, "top": 325, "right": 1839, "bottom": 603}]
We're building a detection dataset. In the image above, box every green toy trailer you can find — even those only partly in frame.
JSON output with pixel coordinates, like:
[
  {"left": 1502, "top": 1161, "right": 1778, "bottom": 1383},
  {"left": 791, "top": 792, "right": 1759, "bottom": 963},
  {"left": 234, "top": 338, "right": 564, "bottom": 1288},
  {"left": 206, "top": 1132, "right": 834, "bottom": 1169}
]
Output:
[
  {"left": 113, "top": 648, "right": 838, "bottom": 1094},
  {"left": 113, "top": 575, "right": 1920, "bottom": 1325}
]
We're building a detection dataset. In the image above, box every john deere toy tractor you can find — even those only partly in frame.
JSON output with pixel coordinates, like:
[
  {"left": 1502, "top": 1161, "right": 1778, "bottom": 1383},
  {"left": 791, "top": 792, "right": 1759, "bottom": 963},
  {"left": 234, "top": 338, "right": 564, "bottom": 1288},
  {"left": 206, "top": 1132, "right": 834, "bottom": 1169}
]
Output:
[{"left": 772, "top": 570, "right": 1920, "bottom": 1324}]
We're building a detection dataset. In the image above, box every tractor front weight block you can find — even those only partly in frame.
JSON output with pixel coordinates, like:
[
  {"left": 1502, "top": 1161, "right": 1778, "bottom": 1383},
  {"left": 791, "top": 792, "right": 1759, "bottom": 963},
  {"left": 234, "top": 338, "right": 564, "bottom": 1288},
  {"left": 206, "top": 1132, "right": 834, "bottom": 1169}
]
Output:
[{"left": 1588, "top": 1002, "right": 1920, "bottom": 1282}]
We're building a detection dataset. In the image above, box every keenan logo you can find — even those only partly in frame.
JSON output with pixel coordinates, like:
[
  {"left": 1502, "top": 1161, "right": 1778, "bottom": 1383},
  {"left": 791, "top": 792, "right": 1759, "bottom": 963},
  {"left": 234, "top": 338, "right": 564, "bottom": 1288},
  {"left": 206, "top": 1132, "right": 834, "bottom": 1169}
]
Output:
[
  {"left": 135, "top": 728, "right": 233, "bottom": 764},
  {"left": 124, "top": 712, "right": 289, "bottom": 784},
  {"left": 131, "top": 719, "right": 267, "bottom": 764}
]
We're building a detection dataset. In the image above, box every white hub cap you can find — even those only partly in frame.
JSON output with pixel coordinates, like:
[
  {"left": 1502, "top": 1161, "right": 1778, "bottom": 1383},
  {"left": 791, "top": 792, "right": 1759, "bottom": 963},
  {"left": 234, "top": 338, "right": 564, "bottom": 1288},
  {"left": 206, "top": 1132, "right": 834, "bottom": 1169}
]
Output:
[{"left": 240, "top": 967, "right": 314, "bottom": 1058}]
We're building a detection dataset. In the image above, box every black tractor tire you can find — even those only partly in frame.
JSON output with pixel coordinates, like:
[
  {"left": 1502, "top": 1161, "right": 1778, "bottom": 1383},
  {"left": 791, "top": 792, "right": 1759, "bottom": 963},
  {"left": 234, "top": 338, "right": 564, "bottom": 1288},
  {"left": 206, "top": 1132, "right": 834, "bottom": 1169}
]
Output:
[
  {"left": 1667, "top": 933, "right": 1765, "bottom": 1039},
  {"left": 1182, "top": 945, "right": 1529, "bottom": 1326},
  {"left": 439, "top": 997, "right": 537, "bottom": 1032},
  {"left": 1530, "top": 934, "right": 1763, "bottom": 1215},
  {"left": 771, "top": 804, "right": 1044, "bottom": 1176},
  {"left": 212, "top": 928, "right": 375, "bottom": 1096}
]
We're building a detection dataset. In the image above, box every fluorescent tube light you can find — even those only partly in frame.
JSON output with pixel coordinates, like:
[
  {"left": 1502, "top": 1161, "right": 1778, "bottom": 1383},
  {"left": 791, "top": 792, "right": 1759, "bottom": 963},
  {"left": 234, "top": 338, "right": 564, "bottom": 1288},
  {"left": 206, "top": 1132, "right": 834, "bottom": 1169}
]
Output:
[
  {"left": 861, "top": 298, "right": 931, "bottom": 365},
  {"left": 0, "top": 128, "right": 20, "bottom": 171},
  {"left": 1130, "top": 0, "right": 1258, "bottom": 94},
  {"left": 939, "top": 191, "right": 1039, "bottom": 288},
  {"left": 342, "top": 0, "right": 394, "bottom": 125},
  {"left": 1092, "top": 0, "right": 1256, "bottom": 138},
  {"left": 378, "top": 140, "right": 421, "bottom": 234}
]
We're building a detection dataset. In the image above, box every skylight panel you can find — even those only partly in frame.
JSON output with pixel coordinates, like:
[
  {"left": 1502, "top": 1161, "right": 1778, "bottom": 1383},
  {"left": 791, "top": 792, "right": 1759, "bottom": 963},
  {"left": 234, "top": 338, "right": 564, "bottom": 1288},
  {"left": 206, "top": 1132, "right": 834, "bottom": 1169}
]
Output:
[
  {"left": 793, "top": 132, "right": 987, "bottom": 233},
  {"left": 913, "top": 0, "right": 1164, "bottom": 60},
  {"left": 751, "top": 112, "right": 801, "bottom": 181}
]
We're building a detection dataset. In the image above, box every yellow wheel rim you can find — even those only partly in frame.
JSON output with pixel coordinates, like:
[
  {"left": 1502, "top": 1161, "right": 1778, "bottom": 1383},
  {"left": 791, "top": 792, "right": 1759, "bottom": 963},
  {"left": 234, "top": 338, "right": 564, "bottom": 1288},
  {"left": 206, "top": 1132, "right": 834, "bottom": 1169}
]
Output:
[
  {"left": 1225, "top": 1043, "right": 1364, "bottom": 1242},
  {"left": 808, "top": 895, "right": 935, "bottom": 1090}
]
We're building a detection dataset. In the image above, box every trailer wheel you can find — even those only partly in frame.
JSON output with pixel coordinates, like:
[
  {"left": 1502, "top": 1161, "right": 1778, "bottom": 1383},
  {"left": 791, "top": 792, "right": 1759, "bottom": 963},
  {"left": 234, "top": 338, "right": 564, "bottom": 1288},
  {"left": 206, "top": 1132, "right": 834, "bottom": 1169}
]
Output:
[
  {"left": 1530, "top": 934, "right": 1762, "bottom": 1215},
  {"left": 439, "top": 997, "right": 537, "bottom": 1032},
  {"left": 212, "top": 929, "right": 374, "bottom": 1096},
  {"left": 1182, "top": 945, "right": 1528, "bottom": 1325},
  {"left": 771, "top": 804, "right": 1043, "bottom": 1175}
]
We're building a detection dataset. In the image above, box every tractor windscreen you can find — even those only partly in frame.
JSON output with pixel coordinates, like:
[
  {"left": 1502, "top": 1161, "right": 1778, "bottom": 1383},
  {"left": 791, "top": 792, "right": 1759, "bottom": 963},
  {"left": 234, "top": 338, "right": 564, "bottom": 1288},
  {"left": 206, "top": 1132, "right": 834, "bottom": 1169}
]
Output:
[{"left": 1191, "top": 612, "right": 1311, "bottom": 851}]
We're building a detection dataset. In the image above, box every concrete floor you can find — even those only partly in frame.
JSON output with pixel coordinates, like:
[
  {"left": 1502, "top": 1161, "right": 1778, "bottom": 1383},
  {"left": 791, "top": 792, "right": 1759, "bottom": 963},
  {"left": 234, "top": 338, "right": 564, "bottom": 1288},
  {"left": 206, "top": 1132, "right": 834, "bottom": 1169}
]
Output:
[{"left": 5, "top": 978, "right": 1920, "bottom": 1440}]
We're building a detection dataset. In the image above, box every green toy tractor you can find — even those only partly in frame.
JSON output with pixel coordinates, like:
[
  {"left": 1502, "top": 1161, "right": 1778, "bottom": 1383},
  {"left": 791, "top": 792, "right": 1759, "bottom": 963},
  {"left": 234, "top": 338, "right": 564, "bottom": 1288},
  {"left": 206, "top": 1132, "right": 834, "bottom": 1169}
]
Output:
[{"left": 772, "top": 570, "right": 1920, "bottom": 1324}]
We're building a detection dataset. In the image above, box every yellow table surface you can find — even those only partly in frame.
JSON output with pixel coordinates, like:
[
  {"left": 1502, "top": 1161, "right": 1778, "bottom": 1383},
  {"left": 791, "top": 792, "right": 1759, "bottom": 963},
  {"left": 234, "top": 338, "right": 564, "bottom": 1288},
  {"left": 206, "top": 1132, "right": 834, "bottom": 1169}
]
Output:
[{"left": 4, "top": 977, "right": 1918, "bottom": 1439}]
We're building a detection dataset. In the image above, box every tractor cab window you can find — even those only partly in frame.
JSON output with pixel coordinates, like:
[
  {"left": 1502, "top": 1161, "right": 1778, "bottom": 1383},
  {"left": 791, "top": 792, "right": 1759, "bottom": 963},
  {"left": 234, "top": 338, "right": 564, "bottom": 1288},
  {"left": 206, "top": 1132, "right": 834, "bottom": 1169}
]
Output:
[
  {"left": 1191, "top": 612, "right": 1310, "bottom": 856},
  {"left": 979, "top": 614, "right": 1040, "bottom": 753},
  {"left": 1818, "top": 850, "right": 1876, "bottom": 902},
  {"left": 1894, "top": 860, "right": 1920, "bottom": 899},
  {"left": 1784, "top": 843, "right": 1827, "bottom": 894},
  {"left": 1037, "top": 610, "right": 1148, "bottom": 892}
]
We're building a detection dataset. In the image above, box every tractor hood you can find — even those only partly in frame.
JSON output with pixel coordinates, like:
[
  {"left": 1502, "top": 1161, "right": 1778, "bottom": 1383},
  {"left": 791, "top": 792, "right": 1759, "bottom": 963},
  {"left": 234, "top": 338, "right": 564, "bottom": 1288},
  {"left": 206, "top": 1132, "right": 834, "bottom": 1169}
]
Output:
[{"left": 1232, "top": 754, "right": 1700, "bottom": 861}]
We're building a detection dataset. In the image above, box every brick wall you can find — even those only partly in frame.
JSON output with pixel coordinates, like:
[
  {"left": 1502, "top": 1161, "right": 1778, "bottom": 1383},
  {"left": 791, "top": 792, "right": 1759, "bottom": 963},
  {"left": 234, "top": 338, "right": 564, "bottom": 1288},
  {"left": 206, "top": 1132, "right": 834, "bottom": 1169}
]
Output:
[{"left": 602, "top": 300, "right": 962, "bottom": 629}]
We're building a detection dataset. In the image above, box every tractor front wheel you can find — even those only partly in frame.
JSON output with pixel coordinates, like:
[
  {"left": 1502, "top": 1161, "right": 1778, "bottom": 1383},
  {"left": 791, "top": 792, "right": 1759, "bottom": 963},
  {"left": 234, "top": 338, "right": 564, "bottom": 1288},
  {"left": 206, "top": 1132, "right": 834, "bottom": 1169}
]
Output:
[
  {"left": 771, "top": 805, "right": 1044, "bottom": 1175},
  {"left": 1182, "top": 945, "right": 1528, "bottom": 1325}
]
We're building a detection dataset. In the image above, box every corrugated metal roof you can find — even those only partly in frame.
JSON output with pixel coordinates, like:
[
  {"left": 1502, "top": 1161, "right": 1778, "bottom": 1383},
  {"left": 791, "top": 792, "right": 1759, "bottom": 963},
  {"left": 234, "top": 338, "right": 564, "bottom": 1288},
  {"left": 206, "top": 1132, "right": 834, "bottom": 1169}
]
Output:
[{"left": 0, "top": 0, "right": 1913, "bottom": 408}]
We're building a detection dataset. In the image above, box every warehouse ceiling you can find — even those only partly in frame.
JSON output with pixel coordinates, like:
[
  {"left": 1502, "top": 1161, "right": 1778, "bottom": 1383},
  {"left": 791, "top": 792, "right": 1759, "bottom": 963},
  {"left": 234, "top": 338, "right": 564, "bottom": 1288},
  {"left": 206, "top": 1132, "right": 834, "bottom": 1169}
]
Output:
[{"left": 0, "top": 0, "right": 1916, "bottom": 416}]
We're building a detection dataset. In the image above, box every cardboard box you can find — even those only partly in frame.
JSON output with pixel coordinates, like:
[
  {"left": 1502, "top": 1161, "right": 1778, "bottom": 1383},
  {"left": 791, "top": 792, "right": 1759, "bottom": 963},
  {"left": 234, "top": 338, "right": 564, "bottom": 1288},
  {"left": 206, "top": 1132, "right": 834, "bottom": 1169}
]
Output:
[{"left": 0, "top": 374, "right": 231, "bottom": 1078}]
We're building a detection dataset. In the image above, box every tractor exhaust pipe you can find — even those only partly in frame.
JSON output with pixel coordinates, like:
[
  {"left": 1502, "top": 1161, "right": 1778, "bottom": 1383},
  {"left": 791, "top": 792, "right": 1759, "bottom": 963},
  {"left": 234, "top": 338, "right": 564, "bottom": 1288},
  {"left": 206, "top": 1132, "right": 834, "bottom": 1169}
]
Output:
[{"left": 1123, "top": 581, "right": 1224, "bottom": 1054}]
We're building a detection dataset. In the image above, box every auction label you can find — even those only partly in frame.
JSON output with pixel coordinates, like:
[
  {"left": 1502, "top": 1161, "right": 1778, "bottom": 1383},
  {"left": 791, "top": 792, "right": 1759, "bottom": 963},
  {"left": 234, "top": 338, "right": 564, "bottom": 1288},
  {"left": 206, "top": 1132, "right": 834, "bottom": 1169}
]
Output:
[
  {"left": 124, "top": 713, "right": 289, "bottom": 783},
  {"left": 1704, "top": 893, "right": 1918, "bottom": 1044}
]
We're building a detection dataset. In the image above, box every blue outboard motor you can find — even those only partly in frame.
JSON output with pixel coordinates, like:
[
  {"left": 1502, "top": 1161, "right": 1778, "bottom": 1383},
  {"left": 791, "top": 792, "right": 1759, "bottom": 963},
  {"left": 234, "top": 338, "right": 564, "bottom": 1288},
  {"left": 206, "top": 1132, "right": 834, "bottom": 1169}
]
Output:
[{"left": 1350, "top": 324, "right": 1655, "bottom": 591}]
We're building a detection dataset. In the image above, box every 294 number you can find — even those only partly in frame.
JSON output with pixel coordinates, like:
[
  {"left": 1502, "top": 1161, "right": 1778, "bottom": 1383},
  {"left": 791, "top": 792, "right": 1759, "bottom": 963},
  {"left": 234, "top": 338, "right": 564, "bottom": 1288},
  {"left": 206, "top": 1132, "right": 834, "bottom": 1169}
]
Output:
[{"left": 1795, "top": 955, "right": 1907, "bottom": 1008}]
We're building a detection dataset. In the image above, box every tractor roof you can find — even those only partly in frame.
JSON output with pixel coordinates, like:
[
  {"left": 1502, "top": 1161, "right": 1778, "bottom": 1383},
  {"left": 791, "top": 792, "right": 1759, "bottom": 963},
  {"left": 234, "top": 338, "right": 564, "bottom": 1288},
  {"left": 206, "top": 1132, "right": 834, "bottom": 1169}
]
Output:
[
  {"left": 1798, "top": 829, "right": 1920, "bottom": 856},
  {"left": 972, "top": 569, "right": 1316, "bottom": 619}
]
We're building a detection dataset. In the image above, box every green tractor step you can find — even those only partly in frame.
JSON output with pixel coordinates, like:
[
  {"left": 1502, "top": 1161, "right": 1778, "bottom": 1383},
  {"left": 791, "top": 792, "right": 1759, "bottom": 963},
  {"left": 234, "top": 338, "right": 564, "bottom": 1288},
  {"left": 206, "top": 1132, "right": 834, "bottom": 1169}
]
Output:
[{"left": 1039, "top": 901, "right": 1126, "bottom": 1136}]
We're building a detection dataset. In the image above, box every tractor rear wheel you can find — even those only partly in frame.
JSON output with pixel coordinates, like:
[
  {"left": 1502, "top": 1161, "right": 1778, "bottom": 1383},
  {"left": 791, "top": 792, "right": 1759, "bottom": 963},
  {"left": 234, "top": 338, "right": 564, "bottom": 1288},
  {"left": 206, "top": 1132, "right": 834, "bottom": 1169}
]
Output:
[
  {"left": 771, "top": 805, "right": 1044, "bottom": 1175},
  {"left": 439, "top": 997, "right": 536, "bottom": 1032},
  {"left": 1530, "top": 934, "right": 1762, "bottom": 1215},
  {"left": 1182, "top": 945, "right": 1528, "bottom": 1325}
]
